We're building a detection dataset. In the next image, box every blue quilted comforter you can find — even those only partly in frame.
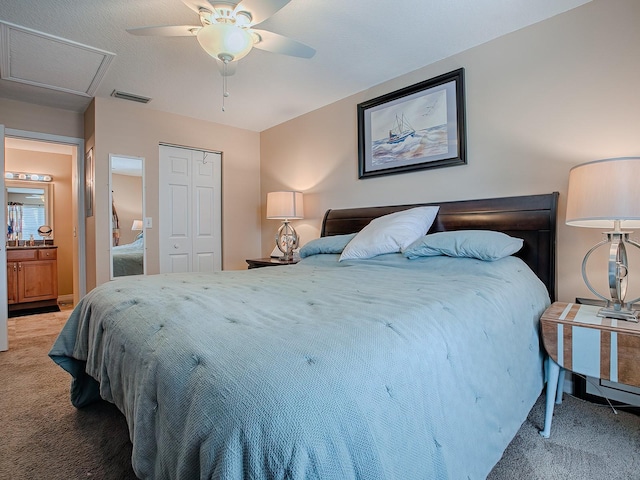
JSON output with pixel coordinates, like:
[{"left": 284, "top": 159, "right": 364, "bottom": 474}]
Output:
[
  {"left": 112, "top": 237, "right": 144, "bottom": 277},
  {"left": 50, "top": 253, "right": 549, "bottom": 479}
]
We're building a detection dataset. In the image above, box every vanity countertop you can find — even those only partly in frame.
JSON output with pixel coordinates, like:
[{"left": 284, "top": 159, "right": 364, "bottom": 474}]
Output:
[{"left": 6, "top": 244, "right": 57, "bottom": 250}]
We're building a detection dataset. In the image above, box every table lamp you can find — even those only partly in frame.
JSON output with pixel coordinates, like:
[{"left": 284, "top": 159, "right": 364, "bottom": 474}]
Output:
[
  {"left": 565, "top": 157, "right": 640, "bottom": 322},
  {"left": 131, "top": 219, "right": 143, "bottom": 231},
  {"left": 266, "top": 191, "right": 304, "bottom": 261}
]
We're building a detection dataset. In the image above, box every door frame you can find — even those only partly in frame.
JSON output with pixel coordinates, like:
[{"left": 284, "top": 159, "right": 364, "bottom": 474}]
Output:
[
  {"left": 0, "top": 125, "right": 6, "bottom": 351},
  {"left": 0, "top": 127, "right": 86, "bottom": 351}
]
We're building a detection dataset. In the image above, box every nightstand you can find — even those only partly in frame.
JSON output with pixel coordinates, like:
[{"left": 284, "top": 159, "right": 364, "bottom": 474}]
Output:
[
  {"left": 574, "top": 298, "right": 640, "bottom": 407},
  {"left": 539, "top": 302, "right": 640, "bottom": 438},
  {"left": 245, "top": 257, "right": 299, "bottom": 269}
]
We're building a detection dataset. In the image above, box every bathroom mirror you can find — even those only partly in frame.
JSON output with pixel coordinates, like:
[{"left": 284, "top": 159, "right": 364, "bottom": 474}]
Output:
[
  {"left": 109, "top": 154, "right": 145, "bottom": 278},
  {"left": 6, "top": 181, "right": 54, "bottom": 244}
]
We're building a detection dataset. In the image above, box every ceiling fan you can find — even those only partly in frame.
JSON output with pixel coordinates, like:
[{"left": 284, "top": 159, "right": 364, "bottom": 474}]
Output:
[{"left": 127, "top": 0, "right": 316, "bottom": 77}]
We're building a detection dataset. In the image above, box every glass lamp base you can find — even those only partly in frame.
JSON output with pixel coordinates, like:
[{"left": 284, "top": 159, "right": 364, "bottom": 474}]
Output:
[
  {"left": 275, "top": 221, "right": 299, "bottom": 261},
  {"left": 597, "top": 307, "right": 639, "bottom": 322},
  {"left": 582, "top": 230, "right": 640, "bottom": 322}
]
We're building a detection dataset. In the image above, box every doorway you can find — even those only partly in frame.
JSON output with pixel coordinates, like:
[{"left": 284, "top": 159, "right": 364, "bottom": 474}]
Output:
[{"left": 1, "top": 128, "right": 86, "bottom": 351}]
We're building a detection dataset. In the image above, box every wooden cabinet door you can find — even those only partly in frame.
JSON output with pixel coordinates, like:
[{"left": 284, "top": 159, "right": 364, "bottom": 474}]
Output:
[
  {"left": 7, "top": 262, "right": 18, "bottom": 304},
  {"left": 18, "top": 260, "right": 58, "bottom": 303}
]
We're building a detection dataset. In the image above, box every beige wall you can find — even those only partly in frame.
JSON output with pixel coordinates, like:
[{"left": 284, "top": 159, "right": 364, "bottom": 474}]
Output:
[
  {"left": 88, "top": 97, "right": 260, "bottom": 287},
  {"left": 0, "top": 98, "right": 84, "bottom": 139},
  {"left": 111, "top": 173, "right": 143, "bottom": 246},
  {"left": 260, "top": 0, "right": 640, "bottom": 304},
  {"left": 84, "top": 100, "right": 97, "bottom": 291},
  {"left": 5, "top": 149, "right": 74, "bottom": 296}
]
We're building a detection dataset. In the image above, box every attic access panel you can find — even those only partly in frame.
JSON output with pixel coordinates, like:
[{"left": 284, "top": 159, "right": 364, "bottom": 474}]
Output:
[{"left": 0, "top": 21, "right": 115, "bottom": 97}]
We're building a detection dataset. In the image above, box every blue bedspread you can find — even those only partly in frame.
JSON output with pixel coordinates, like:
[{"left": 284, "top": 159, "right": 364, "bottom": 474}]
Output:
[
  {"left": 50, "top": 253, "right": 549, "bottom": 479},
  {"left": 112, "top": 237, "right": 144, "bottom": 277}
]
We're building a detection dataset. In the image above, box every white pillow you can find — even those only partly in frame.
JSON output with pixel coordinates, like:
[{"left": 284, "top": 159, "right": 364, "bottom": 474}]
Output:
[{"left": 339, "top": 206, "right": 439, "bottom": 261}]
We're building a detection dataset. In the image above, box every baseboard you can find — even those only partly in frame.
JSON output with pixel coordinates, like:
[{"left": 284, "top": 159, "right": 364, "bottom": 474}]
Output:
[
  {"left": 57, "top": 294, "right": 74, "bottom": 305},
  {"left": 564, "top": 373, "right": 574, "bottom": 394},
  {"left": 572, "top": 373, "right": 640, "bottom": 416}
]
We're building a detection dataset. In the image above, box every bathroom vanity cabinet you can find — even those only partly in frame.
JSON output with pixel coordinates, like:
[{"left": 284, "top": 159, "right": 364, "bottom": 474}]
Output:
[{"left": 7, "top": 246, "right": 58, "bottom": 312}]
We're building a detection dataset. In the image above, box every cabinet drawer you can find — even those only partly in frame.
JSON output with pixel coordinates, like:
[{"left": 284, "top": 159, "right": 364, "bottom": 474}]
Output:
[
  {"left": 38, "top": 249, "right": 57, "bottom": 260},
  {"left": 7, "top": 249, "right": 38, "bottom": 261}
]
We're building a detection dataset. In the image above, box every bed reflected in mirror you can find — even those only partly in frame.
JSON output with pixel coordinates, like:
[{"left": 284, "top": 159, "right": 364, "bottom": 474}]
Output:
[{"left": 109, "top": 155, "right": 145, "bottom": 278}]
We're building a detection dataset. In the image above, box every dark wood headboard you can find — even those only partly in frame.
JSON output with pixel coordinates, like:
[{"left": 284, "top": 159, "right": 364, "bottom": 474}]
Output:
[{"left": 321, "top": 193, "right": 559, "bottom": 302}]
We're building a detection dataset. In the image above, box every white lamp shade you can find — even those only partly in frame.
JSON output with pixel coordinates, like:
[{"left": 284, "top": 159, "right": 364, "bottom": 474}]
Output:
[
  {"left": 197, "top": 24, "right": 254, "bottom": 62},
  {"left": 266, "top": 191, "right": 304, "bottom": 220},
  {"left": 566, "top": 157, "right": 640, "bottom": 229},
  {"left": 131, "top": 219, "right": 143, "bottom": 231}
]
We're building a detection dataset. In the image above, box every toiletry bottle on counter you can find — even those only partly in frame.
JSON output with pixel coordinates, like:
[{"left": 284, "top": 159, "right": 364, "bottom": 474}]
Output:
[{"left": 29, "top": 234, "right": 34, "bottom": 246}]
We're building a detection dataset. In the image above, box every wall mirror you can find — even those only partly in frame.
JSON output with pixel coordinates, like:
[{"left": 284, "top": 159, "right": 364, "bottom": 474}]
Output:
[
  {"left": 109, "top": 154, "right": 145, "bottom": 278},
  {"left": 6, "top": 180, "right": 54, "bottom": 244}
]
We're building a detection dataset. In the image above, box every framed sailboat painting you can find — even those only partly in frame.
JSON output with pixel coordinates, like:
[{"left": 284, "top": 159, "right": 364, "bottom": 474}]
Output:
[{"left": 357, "top": 68, "right": 466, "bottom": 178}]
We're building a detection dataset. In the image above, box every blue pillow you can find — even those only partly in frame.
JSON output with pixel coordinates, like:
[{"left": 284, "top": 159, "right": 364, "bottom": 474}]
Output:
[
  {"left": 299, "top": 233, "right": 357, "bottom": 258},
  {"left": 403, "top": 230, "right": 523, "bottom": 261}
]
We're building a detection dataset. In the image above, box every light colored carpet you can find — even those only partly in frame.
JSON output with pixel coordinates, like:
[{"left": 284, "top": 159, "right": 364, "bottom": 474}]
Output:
[
  {"left": 1, "top": 313, "right": 639, "bottom": 479},
  {"left": 489, "top": 392, "right": 640, "bottom": 479},
  {"left": 0, "top": 333, "right": 136, "bottom": 480}
]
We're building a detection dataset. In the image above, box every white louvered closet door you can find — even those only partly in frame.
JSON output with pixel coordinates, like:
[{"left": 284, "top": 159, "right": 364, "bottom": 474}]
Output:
[{"left": 159, "top": 145, "right": 221, "bottom": 274}]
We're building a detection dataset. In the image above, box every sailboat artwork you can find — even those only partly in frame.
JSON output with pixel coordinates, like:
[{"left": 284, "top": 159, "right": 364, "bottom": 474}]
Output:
[
  {"left": 370, "top": 89, "right": 450, "bottom": 168},
  {"left": 387, "top": 114, "right": 415, "bottom": 144},
  {"left": 359, "top": 68, "right": 465, "bottom": 178}
]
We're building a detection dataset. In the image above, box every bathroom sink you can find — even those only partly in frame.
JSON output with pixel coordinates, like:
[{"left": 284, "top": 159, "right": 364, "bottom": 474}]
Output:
[{"left": 6, "top": 243, "right": 55, "bottom": 249}]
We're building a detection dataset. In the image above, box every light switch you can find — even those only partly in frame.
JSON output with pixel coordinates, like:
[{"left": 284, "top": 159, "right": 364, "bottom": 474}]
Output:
[{"left": 144, "top": 217, "right": 152, "bottom": 228}]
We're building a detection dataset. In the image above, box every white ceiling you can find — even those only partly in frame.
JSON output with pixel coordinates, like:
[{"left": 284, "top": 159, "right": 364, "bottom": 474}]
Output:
[{"left": 0, "top": 0, "right": 590, "bottom": 132}]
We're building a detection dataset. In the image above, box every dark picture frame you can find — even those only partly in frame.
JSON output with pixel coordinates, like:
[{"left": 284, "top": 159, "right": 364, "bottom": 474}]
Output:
[
  {"left": 85, "top": 148, "right": 94, "bottom": 217},
  {"left": 358, "top": 68, "right": 466, "bottom": 179}
]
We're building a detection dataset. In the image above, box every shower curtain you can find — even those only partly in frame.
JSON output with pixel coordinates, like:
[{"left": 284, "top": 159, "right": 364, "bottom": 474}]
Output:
[{"left": 7, "top": 203, "right": 23, "bottom": 241}]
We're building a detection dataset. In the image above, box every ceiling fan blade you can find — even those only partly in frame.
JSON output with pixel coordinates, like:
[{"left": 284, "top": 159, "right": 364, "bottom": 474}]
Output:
[
  {"left": 251, "top": 29, "right": 315, "bottom": 58},
  {"left": 182, "top": 0, "right": 214, "bottom": 14},
  {"left": 127, "top": 25, "right": 201, "bottom": 37},
  {"left": 234, "top": 0, "right": 291, "bottom": 26},
  {"left": 215, "top": 59, "right": 237, "bottom": 77}
]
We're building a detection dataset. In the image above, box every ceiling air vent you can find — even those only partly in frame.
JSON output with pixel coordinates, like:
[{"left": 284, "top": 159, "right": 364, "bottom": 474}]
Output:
[{"left": 111, "top": 90, "right": 151, "bottom": 104}]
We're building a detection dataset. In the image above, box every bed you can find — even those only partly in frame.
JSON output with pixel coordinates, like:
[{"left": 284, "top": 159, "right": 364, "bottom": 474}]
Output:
[
  {"left": 112, "top": 236, "right": 144, "bottom": 277},
  {"left": 50, "top": 192, "right": 558, "bottom": 480}
]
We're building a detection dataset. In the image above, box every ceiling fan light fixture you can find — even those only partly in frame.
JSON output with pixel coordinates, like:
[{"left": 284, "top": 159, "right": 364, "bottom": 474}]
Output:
[{"left": 197, "top": 24, "right": 253, "bottom": 62}]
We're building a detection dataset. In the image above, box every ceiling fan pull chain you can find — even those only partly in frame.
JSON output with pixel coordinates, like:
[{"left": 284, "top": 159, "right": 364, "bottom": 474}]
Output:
[
  {"left": 221, "top": 61, "right": 231, "bottom": 112},
  {"left": 222, "top": 63, "right": 226, "bottom": 111}
]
